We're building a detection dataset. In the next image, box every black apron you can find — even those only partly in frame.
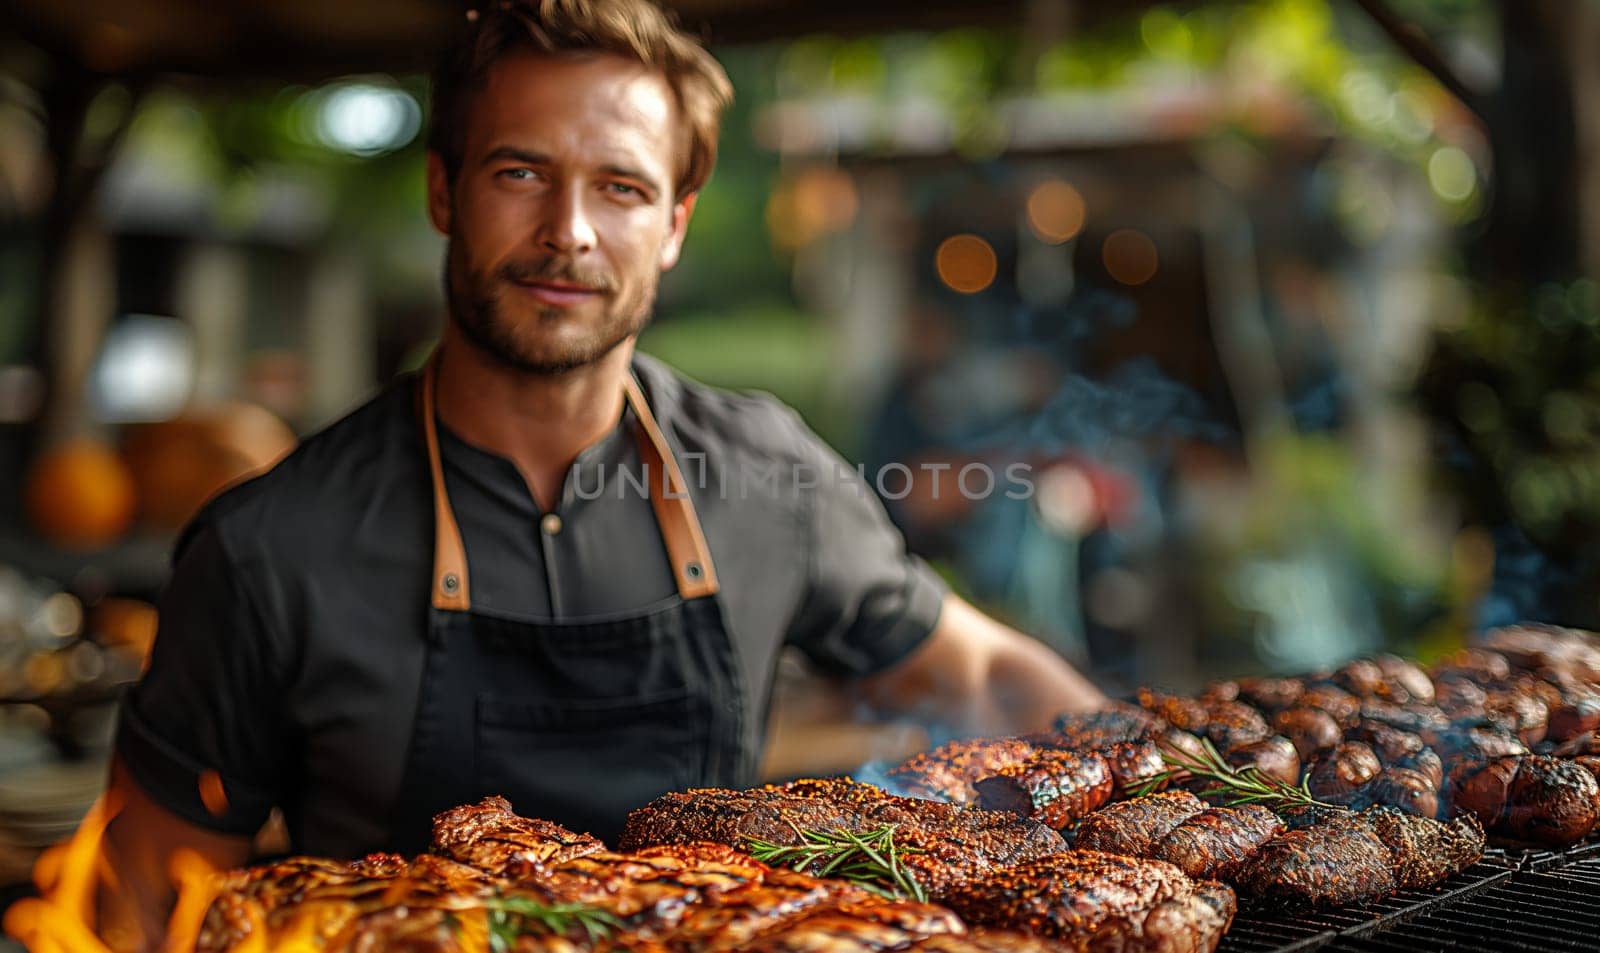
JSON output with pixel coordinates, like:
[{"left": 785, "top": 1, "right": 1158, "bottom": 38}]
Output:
[{"left": 386, "top": 357, "right": 753, "bottom": 851}]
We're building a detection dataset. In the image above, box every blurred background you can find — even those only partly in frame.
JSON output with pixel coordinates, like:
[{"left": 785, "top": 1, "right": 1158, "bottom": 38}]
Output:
[{"left": 0, "top": 0, "right": 1599, "bottom": 908}]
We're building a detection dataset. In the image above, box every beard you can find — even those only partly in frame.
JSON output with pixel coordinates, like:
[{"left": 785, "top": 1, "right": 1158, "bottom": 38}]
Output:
[{"left": 445, "top": 239, "right": 657, "bottom": 375}]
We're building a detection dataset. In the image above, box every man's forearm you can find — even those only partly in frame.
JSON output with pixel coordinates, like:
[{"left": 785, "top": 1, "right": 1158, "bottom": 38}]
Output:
[
  {"left": 862, "top": 593, "right": 1107, "bottom": 737},
  {"left": 98, "top": 758, "right": 254, "bottom": 951}
]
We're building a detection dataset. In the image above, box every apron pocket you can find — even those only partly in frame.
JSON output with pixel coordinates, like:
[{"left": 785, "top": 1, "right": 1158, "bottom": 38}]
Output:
[{"left": 474, "top": 690, "right": 708, "bottom": 839}]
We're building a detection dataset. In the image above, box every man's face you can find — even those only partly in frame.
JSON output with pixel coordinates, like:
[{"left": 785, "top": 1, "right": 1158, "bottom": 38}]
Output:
[{"left": 428, "top": 51, "right": 696, "bottom": 374}]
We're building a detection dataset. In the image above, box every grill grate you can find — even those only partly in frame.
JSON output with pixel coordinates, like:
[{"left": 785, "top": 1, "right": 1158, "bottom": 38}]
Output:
[{"left": 1217, "top": 846, "right": 1600, "bottom": 953}]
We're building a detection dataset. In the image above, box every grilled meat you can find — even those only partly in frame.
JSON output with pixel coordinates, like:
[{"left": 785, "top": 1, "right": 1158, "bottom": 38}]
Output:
[
  {"left": 1306, "top": 743, "right": 1383, "bottom": 804},
  {"left": 1449, "top": 754, "right": 1600, "bottom": 846},
  {"left": 1073, "top": 791, "right": 1207, "bottom": 856},
  {"left": 1235, "top": 809, "right": 1392, "bottom": 906},
  {"left": 1093, "top": 739, "right": 1170, "bottom": 798},
  {"left": 974, "top": 749, "right": 1114, "bottom": 829},
  {"left": 430, "top": 795, "right": 606, "bottom": 876},
  {"left": 1331, "top": 658, "right": 1386, "bottom": 699},
  {"left": 203, "top": 798, "right": 993, "bottom": 953},
  {"left": 1232, "top": 677, "right": 1307, "bottom": 712},
  {"left": 1479, "top": 624, "right": 1600, "bottom": 682},
  {"left": 1421, "top": 720, "right": 1529, "bottom": 766},
  {"left": 1430, "top": 648, "right": 1513, "bottom": 686},
  {"left": 1345, "top": 723, "right": 1424, "bottom": 763},
  {"left": 618, "top": 780, "right": 1065, "bottom": 898},
  {"left": 1547, "top": 693, "right": 1600, "bottom": 743},
  {"left": 938, "top": 850, "right": 1236, "bottom": 953},
  {"left": 1135, "top": 688, "right": 1209, "bottom": 732},
  {"left": 1434, "top": 677, "right": 1490, "bottom": 716},
  {"left": 910, "top": 931, "right": 1079, "bottom": 951},
  {"left": 1198, "top": 700, "right": 1271, "bottom": 753},
  {"left": 1222, "top": 736, "right": 1300, "bottom": 787},
  {"left": 1359, "top": 767, "right": 1440, "bottom": 819},
  {"left": 1482, "top": 689, "right": 1550, "bottom": 746},
  {"left": 1273, "top": 706, "right": 1341, "bottom": 760},
  {"left": 887, "top": 738, "right": 1040, "bottom": 804},
  {"left": 735, "top": 901, "right": 965, "bottom": 953},
  {"left": 1295, "top": 684, "right": 1362, "bottom": 728},
  {"left": 1373, "top": 655, "right": 1437, "bottom": 706},
  {"left": 1356, "top": 702, "right": 1450, "bottom": 735},
  {"left": 1048, "top": 704, "right": 1166, "bottom": 748},
  {"left": 1148, "top": 805, "right": 1284, "bottom": 881},
  {"left": 1240, "top": 803, "right": 1482, "bottom": 906},
  {"left": 1364, "top": 808, "right": 1485, "bottom": 890}
]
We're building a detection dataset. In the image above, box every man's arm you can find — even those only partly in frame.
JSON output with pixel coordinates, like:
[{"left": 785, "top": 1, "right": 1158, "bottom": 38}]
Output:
[
  {"left": 97, "top": 758, "right": 254, "bottom": 952},
  {"left": 861, "top": 592, "right": 1106, "bottom": 735}
]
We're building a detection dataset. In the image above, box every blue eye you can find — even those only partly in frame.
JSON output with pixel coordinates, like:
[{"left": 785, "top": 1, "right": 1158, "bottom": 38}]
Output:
[
  {"left": 607, "top": 182, "right": 639, "bottom": 196},
  {"left": 499, "top": 168, "right": 536, "bottom": 181}
]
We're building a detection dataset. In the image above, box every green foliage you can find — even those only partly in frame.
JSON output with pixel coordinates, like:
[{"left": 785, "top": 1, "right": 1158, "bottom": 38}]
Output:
[
  {"left": 480, "top": 896, "right": 621, "bottom": 952},
  {"left": 744, "top": 823, "right": 928, "bottom": 902},
  {"left": 1420, "top": 280, "right": 1600, "bottom": 546}
]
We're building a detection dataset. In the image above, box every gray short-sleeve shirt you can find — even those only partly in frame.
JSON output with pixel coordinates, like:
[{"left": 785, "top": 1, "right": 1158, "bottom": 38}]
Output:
[{"left": 115, "top": 353, "right": 946, "bottom": 857}]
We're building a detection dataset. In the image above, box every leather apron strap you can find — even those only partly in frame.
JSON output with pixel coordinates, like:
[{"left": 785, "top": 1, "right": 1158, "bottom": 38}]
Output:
[{"left": 419, "top": 355, "right": 720, "bottom": 611}]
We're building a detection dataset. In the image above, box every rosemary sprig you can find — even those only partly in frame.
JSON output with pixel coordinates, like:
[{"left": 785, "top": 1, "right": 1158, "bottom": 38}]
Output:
[
  {"left": 1152, "top": 737, "right": 1332, "bottom": 809},
  {"left": 481, "top": 896, "right": 622, "bottom": 952},
  {"left": 744, "top": 823, "right": 928, "bottom": 903},
  {"left": 1124, "top": 771, "right": 1176, "bottom": 799}
]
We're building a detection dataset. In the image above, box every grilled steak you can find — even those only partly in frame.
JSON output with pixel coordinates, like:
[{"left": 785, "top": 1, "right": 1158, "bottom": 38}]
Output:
[
  {"left": 1449, "top": 754, "right": 1600, "bottom": 846},
  {"left": 1223, "top": 736, "right": 1300, "bottom": 787},
  {"left": 1135, "top": 688, "right": 1210, "bottom": 732},
  {"left": 202, "top": 798, "right": 991, "bottom": 953},
  {"left": 1231, "top": 677, "right": 1307, "bottom": 712},
  {"left": 910, "top": 931, "right": 1078, "bottom": 951},
  {"left": 734, "top": 901, "right": 965, "bottom": 953},
  {"left": 1148, "top": 805, "right": 1284, "bottom": 880},
  {"left": 430, "top": 794, "right": 606, "bottom": 875},
  {"left": 1295, "top": 684, "right": 1362, "bottom": 728},
  {"left": 1073, "top": 791, "right": 1207, "bottom": 856},
  {"left": 1431, "top": 647, "right": 1513, "bottom": 686},
  {"left": 1547, "top": 692, "right": 1600, "bottom": 742},
  {"left": 1236, "top": 805, "right": 1482, "bottom": 905},
  {"left": 888, "top": 738, "right": 1039, "bottom": 804},
  {"left": 939, "top": 850, "right": 1235, "bottom": 953},
  {"left": 1306, "top": 743, "right": 1383, "bottom": 804},
  {"left": 1198, "top": 700, "right": 1271, "bottom": 753},
  {"left": 618, "top": 780, "right": 1065, "bottom": 898},
  {"left": 1365, "top": 808, "right": 1485, "bottom": 890},
  {"left": 1046, "top": 704, "right": 1166, "bottom": 748},
  {"left": 973, "top": 749, "right": 1114, "bottom": 829},
  {"left": 1359, "top": 767, "right": 1440, "bottom": 818},
  {"left": 1273, "top": 706, "right": 1342, "bottom": 759},
  {"left": 1094, "top": 739, "right": 1170, "bottom": 798}
]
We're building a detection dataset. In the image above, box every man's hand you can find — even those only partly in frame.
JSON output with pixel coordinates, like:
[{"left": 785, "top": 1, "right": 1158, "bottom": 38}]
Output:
[
  {"left": 97, "top": 758, "right": 254, "bottom": 952},
  {"left": 860, "top": 592, "right": 1106, "bottom": 736}
]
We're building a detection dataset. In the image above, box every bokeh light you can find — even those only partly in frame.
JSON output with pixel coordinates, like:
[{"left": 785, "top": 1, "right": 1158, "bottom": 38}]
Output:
[
  {"left": 1102, "top": 229, "right": 1159, "bottom": 285},
  {"left": 1026, "top": 179, "right": 1086, "bottom": 244},
  {"left": 765, "top": 167, "right": 858, "bottom": 250},
  {"left": 935, "top": 234, "right": 998, "bottom": 294},
  {"left": 1427, "top": 145, "right": 1477, "bottom": 202},
  {"left": 312, "top": 83, "right": 421, "bottom": 156}
]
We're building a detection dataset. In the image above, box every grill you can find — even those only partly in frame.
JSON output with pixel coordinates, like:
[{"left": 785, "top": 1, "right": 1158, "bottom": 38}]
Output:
[{"left": 1219, "top": 844, "right": 1600, "bottom": 952}]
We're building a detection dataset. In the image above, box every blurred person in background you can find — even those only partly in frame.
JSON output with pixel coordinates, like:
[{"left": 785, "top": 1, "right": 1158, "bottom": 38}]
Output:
[{"left": 96, "top": 0, "right": 1104, "bottom": 944}]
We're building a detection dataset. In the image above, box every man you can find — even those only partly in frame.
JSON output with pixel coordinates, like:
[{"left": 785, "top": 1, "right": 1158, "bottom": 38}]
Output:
[{"left": 101, "top": 0, "right": 1104, "bottom": 943}]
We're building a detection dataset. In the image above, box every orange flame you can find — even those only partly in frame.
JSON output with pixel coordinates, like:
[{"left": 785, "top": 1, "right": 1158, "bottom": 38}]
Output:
[{"left": 2, "top": 793, "right": 221, "bottom": 953}]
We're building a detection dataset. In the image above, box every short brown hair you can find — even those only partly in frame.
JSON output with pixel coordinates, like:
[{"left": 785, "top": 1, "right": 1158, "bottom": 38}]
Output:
[{"left": 428, "top": 0, "right": 733, "bottom": 198}]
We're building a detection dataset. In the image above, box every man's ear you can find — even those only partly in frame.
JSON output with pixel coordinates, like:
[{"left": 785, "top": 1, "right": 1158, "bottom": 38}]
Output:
[
  {"left": 426, "top": 152, "right": 453, "bottom": 236},
  {"left": 658, "top": 192, "right": 699, "bottom": 271}
]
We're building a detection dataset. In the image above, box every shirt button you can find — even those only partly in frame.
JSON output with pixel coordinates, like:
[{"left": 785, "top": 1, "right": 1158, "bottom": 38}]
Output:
[{"left": 540, "top": 513, "right": 563, "bottom": 536}]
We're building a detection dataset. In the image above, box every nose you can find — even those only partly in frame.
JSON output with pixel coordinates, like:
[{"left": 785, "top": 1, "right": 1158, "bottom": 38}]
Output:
[{"left": 535, "top": 184, "right": 597, "bottom": 255}]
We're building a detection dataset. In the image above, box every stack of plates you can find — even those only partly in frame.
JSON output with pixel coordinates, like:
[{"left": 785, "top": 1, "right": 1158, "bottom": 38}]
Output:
[{"left": 0, "top": 755, "right": 106, "bottom": 886}]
